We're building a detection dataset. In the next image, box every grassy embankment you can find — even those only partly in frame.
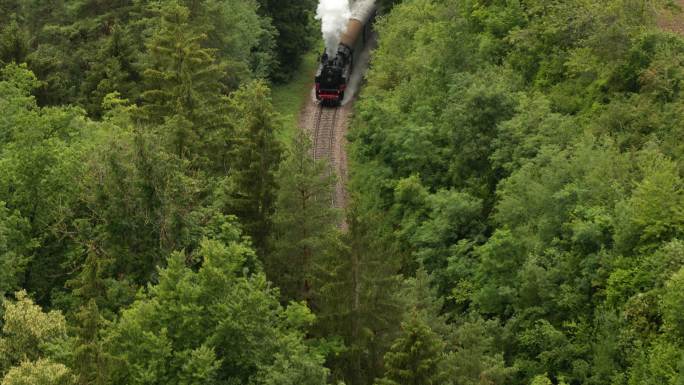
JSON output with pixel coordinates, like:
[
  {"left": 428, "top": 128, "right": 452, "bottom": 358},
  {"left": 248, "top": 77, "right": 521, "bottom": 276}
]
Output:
[{"left": 271, "top": 50, "right": 320, "bottom": 143}]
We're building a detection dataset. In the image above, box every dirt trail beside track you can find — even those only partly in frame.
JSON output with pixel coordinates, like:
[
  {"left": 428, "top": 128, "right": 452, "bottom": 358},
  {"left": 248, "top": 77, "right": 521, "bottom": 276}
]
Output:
[{"left": 659, "top": 1, "right": 684, "bottom": 34}]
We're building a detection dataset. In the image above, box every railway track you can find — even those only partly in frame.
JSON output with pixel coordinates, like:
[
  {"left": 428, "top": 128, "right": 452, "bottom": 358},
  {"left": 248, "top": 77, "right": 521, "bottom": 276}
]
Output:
[
  {"left": 312, "top": 105, "right": 339, "bottom": 206},
  {"left": 313, "top": 105, "right": 338, "bottom": 162}
]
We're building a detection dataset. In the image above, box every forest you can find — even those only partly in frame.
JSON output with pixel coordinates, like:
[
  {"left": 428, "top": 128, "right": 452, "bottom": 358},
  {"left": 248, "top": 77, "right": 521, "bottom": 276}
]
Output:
[{"left": 1, "top": 0, "right": 684, "bottom": 384}]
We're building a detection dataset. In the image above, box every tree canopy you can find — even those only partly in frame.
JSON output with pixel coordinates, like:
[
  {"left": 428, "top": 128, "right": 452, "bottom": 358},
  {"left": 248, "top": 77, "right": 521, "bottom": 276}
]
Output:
[{"left": 3, "top": 0, "right": 684, "bottom": 384}]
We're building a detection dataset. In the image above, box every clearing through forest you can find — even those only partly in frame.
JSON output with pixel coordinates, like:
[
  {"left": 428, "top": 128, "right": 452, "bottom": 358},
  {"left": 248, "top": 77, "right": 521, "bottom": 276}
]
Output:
[{"left": 298, "top": 34, "right": 377, "bottom": 226}]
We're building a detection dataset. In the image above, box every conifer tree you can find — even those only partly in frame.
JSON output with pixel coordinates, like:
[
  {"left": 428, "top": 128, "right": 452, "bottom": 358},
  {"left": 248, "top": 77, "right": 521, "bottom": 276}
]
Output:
[
  {"left": 70, "top": 0, "right": 132, "bottom": 21},
  {"left": 268, "top": 130, "right": 340, "bottom": 302},
  {"left": 80, "top": 25, "right": 141, "bottom": 117},
  {"left": 0, "top": 1, "right": 20, "bottom": 25},
  {"left": 141, "top": 3, "right": 224, "bottom": 122},
  {"left": 0, "top": 202, "right": 33, "bottom": 297},
  {"left": 140, "top": 2, "right": 228, "bottom": 158},
  {"left": 316, "top": 210, "right": 404, "bottom": 385},
  {"left": 71, "top": 300, "right": 107, "bottom": 385},
  {"left": 375, "top": 313, "right": 449, "bottom": 385},
  {"left": 224, "top": 81, "right": 282, "bottom": 255},
  {"left": 401, "top": 269, "right": 452, "bottom": 337},
  {"left": 0, "top": 19, "right": 29, "bottom": 65},
  {"left": 67, "top": 248, "right": 110, "bottom": 385}
]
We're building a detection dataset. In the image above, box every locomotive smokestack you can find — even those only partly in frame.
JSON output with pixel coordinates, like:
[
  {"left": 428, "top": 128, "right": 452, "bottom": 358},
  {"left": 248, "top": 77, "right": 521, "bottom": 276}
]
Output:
[{"left": 316, "top": 0, "right": 351, "bottom": 57}]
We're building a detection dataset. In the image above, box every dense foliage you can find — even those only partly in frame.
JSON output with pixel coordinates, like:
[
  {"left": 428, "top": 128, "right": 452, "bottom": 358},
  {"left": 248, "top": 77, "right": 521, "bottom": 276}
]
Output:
[
  {"left": 256, "top": 0, "right": 318, "bottom": 82},
  {"left": 0, "top": 0, "right": 333, "bottom": 383},
  {"left": 3, "top": 0, "right": 684, "bottom": 384},
  {"left": 346, "top": 0, "right": 684, "bottom": 384}
]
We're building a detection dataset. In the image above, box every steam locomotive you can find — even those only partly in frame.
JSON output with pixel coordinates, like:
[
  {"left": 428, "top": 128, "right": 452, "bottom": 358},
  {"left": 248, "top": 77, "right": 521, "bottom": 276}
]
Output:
[{"left": 315, "top": 6, "right": 374, "bottom": 106}]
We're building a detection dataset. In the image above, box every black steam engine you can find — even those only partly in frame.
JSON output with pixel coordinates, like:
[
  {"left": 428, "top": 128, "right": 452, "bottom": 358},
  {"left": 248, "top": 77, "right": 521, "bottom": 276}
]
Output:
[
  {"left": 315, "top": 45, "right": 353, "bottom": 105},
  {"left": 315, "top": 6, "right": 374, "bottom": 106}
]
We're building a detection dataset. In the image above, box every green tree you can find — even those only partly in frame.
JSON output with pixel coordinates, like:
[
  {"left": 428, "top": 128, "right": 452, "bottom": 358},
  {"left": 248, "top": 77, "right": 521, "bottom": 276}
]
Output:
[
  {"left": 614, "top": 151, "right": 684, "bottom": 255},
  {"left": 316, "top": 209, "right": 404, "bottom": 385},
  {"left": 257, "top": 0, "right": 315, "bottom": 81},
  {"left": 449, "top": 317, "right": 514, "bottom": 385},
  {"left": 104, "top": 231, "right": 327, "bottom": 385},
  {"left": 0, "top": 19, "right": 29, "bottom": 65},
  {"left": 375, "top": 313, "right": 449, "bottom": 385},
  {"left": 66, "top": 249, "right": 112, "bottom": 385},
  {"left": 412, "top": 189, "right": 485, "bottom": 293},
  {"left": 76, "top": 129, "right": 189, "bottom": 283},
  {"left": 0, "top": 203, "right": 34, "bottom": 296},
  {"left": 79, "top": 25, "right": 141, "bottom": 118},
  {"left": 223, "top": 81, "right": 282, "bottom": 256},
  {"left": 140, "top": 2, "right": 225, "bottom": 123},
  {"left": 268, "top": 130, "right": 340, "bottom": 302},
  {"left": 1, "top": 359, "right": 75, "bottom": 385},
  {"left": 530, "top": 374, "right": 553, "bottom": 385},
  {"left": 661, "top": 267, "right": 684, "bottom": 339},
  {"left": 0, "top": 64, "right": 87, "bottom": 301},
  {"left": 0, "top": 292, "right": 69, "bottom": 372},
  {"left": 188, "top": 0, "right": 275, "bottom": 81},
  {"left": 70, "top": 300, "right": 106, "bottom": 385},
  {"left": 140, "top": 3, "right": 228, "bottom": 158},
  {"left": 628, "top": 339, "right": 684, "bottom": 385}
]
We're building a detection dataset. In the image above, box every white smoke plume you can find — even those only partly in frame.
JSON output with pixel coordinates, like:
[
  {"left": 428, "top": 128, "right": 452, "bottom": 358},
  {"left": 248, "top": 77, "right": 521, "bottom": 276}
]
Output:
[
  {"left": 316, "top": 0, "right": 351, "bottom": 56},
  {"left": 351, "top": 0, "right": 375, "bottom": 23}
]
